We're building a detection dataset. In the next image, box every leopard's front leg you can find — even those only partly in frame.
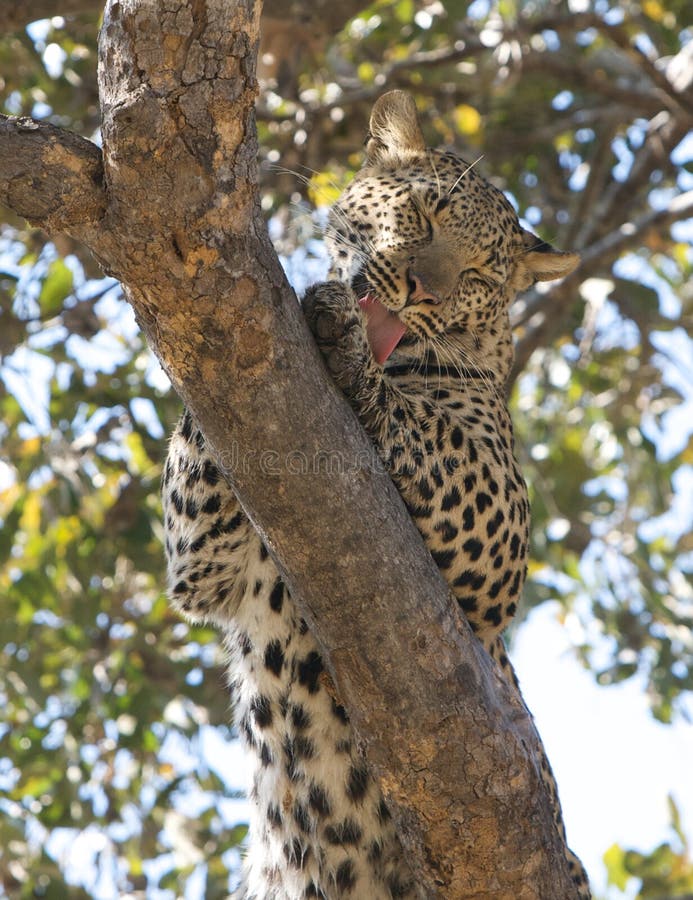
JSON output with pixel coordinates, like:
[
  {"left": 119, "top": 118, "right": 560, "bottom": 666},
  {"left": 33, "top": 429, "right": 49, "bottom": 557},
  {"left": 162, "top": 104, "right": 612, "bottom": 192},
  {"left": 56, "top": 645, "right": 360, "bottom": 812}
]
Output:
[
  {"left": 302, "top": 281, "right": 384, "bottom": 414},
  {"left": 163, "top": 410, "right": 274, "bottom": 628}
]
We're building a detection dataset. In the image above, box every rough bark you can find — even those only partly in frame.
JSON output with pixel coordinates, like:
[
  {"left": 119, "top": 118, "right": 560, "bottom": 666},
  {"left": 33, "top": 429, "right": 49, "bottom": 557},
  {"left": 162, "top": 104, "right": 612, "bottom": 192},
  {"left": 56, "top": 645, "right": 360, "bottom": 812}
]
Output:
[
  {"left": 0, "top": 116, "right": 105, "bottom": 232},
  {"left": 0, "top": 1, "right": 580, "bottom": 896}
]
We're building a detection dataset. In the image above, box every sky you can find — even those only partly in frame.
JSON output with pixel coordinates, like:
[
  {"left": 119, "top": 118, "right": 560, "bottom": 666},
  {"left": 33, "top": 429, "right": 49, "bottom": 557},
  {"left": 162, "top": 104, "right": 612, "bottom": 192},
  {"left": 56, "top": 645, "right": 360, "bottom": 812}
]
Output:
[{"left": 513, "top": 603, "right": 693, "bottom": 900}]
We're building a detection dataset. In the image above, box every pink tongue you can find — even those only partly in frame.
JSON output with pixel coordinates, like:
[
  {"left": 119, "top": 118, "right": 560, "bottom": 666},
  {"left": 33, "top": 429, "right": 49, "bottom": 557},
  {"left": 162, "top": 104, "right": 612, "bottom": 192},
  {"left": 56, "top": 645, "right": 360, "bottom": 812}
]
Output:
[{"left": 358, "top": 294, "right": 407, "bottom": 364}]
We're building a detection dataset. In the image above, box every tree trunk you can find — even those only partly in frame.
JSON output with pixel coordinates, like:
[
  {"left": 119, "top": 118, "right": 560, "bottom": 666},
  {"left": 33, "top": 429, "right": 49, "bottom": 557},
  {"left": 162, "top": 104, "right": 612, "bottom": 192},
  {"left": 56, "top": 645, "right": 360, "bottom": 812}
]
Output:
[{"left": 0, "top": 1, "right": 580, "bottom": 896}]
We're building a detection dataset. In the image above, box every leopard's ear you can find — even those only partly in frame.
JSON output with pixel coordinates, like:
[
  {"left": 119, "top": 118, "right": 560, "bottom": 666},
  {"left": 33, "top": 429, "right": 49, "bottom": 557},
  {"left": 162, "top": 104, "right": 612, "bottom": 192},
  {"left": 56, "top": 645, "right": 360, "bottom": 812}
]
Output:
[
  {"left": 517, "top": 229, "right": 580, "bottom": 285},
  {"left": 365, "top": 90, "right": 426, "bottom": 165}
]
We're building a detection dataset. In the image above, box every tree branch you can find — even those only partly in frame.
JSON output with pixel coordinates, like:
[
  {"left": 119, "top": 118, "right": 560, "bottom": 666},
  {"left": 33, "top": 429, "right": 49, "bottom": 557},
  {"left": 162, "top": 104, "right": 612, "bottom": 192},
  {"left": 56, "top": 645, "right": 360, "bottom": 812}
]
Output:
[
  {"left": 510, "top": 190, "right": 693, "bottom": 385},
  {"left": 591, "top": 112, "right": 691, "bottom": 243},
  {"left": 0, "top": 115, "right": 105, "bottom": 233},
  {"left": 562, "top": 119, "right": 620, "bottom": 249},
  {"left": 598, "top": 20, "right": 693, "bottom": 117},
  {"left": 0, "top": 1, "right": 580, "bottom": 895},
  {"left": 262, "top": 0, "right": 367, "bottom": 38}
]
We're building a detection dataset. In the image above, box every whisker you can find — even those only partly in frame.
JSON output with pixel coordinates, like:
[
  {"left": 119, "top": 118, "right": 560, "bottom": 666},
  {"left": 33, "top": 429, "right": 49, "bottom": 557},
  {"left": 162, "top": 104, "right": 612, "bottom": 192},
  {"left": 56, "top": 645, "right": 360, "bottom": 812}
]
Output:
[
  {"left": 426, "top": 331, "right": 502, "bottom": 400},
  {"left": 322, "top": 225, "right": 370, "bottom": 265},
  {"left": 447, "top": 155, "right": 484, "bottom": 195},
  {"left": 428, "top": 151, "right": 442, "bottom": 204}
]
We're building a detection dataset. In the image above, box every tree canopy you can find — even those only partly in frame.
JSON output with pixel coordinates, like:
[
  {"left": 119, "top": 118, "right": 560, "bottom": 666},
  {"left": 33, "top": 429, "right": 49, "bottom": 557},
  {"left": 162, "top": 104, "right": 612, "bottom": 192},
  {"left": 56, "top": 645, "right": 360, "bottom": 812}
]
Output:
[{"left": 0, "top": 1, "right": 691, "bottom": 897}]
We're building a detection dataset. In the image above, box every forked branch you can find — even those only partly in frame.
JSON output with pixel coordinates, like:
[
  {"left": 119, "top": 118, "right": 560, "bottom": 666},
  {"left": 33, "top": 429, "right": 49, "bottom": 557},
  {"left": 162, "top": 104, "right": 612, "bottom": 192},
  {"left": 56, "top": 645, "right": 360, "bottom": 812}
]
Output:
[{"left": 0, "top": 1, "right": 581, "bottom": 895}]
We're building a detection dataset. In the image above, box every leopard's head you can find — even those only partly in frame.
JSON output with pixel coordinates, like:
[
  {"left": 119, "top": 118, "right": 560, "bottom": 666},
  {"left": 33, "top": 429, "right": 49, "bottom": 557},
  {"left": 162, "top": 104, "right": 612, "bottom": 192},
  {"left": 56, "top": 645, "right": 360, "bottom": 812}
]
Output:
[{"left": 325, "top": 91, "right": 579, "bottom": 362}]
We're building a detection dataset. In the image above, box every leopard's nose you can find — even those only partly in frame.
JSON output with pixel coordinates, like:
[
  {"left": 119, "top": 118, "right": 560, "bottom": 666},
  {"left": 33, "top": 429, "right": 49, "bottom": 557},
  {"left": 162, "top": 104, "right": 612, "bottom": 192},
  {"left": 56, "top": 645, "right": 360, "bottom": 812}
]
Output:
[{"left": 407, "top": 271, "right": 440, "bottom": 305}]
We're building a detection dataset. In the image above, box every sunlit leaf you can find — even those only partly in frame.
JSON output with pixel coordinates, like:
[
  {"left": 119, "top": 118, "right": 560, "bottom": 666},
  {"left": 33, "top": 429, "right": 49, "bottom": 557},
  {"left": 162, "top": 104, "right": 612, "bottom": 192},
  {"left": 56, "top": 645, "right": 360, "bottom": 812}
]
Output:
[
  {"left": 357, "top": 61, "right": 375, "bottom": 82},
  {"left": 642, "top": 0, "right": 665, "bottom": 21},
  {"left": 453, "top": 104, "right": 482, "bottom": 138},
  {"left": 308, "top": 171, "right": 344, "bottom": 208}
]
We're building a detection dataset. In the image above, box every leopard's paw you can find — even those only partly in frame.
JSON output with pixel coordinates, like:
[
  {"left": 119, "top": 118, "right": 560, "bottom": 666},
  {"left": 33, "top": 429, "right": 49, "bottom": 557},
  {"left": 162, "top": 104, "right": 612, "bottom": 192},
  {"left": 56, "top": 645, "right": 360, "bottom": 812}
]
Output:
[
  {"left": 303, "top": 282, "right": 373, "bottom": 392},
  {"left": 302, "top": 281, "right": 360, "bottom": 349}
]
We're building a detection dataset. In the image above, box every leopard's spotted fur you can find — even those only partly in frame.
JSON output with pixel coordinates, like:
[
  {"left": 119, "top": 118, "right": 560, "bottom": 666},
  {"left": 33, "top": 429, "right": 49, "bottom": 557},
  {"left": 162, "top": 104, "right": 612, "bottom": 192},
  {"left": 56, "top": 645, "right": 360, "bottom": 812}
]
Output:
[{"left": 163, "top": 91, "right": 590, "bottom": 898}]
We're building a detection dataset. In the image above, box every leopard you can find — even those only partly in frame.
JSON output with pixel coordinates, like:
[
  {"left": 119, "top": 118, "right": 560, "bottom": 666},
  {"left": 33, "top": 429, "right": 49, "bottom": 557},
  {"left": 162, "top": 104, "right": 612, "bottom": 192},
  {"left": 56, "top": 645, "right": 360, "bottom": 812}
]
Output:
[{"left": 162, "top": 90, "right": 590, "bottom": 899}]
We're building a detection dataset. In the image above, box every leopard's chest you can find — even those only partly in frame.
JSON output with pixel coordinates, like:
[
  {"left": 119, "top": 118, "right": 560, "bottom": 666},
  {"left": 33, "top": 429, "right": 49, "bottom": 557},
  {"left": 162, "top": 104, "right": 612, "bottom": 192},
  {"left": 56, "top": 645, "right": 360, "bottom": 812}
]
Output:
[{"left": 377, "top": 385, "right": 530, "bottom": 640}]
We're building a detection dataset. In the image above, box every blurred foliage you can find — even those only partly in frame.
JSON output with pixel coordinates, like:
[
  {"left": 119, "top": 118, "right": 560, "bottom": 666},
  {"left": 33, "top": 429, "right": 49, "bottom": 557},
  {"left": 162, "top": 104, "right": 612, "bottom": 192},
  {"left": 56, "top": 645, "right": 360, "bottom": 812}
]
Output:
[
  {"left": 604, "top": 796, "right": 693, "bottom": 897},
  {"left": 0, "top": 238, "right": 245, "bottom": 896},
  {"left": 0, "top": 0, "right": 692, "bottom": 895}
]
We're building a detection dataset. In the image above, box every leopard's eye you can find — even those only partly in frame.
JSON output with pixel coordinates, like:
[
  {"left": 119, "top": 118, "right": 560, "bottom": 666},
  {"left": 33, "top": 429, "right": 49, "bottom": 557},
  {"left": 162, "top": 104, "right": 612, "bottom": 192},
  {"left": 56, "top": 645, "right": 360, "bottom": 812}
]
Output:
[
  {"left": 409, "top": 196, "right": 434, "bottom": 241},
  {"left": 461, "top": 266, "right": 504, "bottom": 288},
  {"left": 458, "top": 254, "right": 503, "bottom": 285}
]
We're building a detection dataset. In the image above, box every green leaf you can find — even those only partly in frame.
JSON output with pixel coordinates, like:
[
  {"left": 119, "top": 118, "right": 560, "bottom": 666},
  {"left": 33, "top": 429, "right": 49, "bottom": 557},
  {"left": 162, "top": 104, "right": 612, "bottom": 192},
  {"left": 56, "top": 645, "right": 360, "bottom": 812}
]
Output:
[
  {"left": 603, "top": 843, "right": 630, "bottom": 890},
  {"left": 39, "top": 259, "right": 74, "bottom": 315}
]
